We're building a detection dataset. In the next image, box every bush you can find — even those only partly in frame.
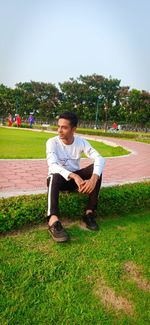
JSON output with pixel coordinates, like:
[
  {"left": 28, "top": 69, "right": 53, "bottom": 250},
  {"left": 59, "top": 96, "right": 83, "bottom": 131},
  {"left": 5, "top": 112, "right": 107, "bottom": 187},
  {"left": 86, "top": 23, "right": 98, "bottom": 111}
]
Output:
[
  {"left": 76, "top": 128, "right": 136, "bottom": 139},
  {"left": 50, "top": 125, "right": 150, "bottom": 140},
  {"left": 13, "top": 122, "right": 30, "bottom": 128},
  {"left": 0, "top": 182, "right": 150, "bottom": 233}
]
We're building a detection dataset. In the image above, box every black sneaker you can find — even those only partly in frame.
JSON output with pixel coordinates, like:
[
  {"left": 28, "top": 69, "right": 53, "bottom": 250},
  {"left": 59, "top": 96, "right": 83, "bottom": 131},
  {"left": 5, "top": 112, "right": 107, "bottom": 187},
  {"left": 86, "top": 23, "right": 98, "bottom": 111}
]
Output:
[
  {"left": 82, "top": 213, "right": 99, "bottom": 231},
  {"left": 48, "top": 220, "right": 69, "bottom": 242}
]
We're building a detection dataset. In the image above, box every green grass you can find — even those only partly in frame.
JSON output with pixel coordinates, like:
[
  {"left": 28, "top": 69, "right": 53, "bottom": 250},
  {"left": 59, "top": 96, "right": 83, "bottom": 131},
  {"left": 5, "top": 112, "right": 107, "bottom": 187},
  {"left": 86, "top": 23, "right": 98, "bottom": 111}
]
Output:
[
  {"left": 0, "top": 210, "right": 150, "bottom": 324},
  {"left": 0, "top": 127, "right": 129, "bottom": 159}
]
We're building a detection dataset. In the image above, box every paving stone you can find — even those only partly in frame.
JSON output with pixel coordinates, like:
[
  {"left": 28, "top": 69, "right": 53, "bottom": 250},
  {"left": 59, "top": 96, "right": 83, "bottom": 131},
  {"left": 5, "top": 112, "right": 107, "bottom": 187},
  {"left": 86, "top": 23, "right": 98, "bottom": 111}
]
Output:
[{"left": 0, "top": 137, "right": 150, "bottom": 197}]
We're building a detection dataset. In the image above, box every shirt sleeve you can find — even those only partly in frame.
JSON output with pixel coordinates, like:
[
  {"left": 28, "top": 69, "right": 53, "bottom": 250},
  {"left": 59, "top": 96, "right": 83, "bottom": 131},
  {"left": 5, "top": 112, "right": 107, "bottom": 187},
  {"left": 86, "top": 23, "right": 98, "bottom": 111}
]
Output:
[
  {"left": 46, "top": 139, "right": 71, "bottom": 181},
  {"left": 82, "top": 139, "right": 105, "bottom": 176}
]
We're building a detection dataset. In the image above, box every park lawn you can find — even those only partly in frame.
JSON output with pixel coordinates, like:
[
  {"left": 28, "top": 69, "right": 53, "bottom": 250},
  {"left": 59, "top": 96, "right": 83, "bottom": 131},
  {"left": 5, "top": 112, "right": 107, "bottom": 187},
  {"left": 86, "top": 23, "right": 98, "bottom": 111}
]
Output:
[
  {"left": 0, "top": 210, "right": 150, "bottom": 324},
  {"left": 0, "top": 127, "right": 129, "bottom": 159}
]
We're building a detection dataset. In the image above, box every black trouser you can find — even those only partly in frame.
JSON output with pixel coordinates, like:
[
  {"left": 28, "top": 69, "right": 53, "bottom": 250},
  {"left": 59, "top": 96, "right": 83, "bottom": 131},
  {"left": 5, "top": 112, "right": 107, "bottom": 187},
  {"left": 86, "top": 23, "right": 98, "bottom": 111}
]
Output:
[{"left": 47, "top": 164, "right": 102, "bottom": 217}]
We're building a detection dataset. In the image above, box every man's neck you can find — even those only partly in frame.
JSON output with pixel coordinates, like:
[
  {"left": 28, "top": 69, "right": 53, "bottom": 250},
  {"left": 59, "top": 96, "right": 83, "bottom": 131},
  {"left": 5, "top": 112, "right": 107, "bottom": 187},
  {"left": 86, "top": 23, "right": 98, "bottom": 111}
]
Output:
[{"left": 60, "top": 136, "right": 74, "bottom": 145}]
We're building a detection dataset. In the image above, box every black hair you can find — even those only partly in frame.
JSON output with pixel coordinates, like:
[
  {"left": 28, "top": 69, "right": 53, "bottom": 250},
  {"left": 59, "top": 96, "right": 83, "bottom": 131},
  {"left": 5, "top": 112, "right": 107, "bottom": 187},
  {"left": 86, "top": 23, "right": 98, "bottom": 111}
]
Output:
[{"left": 59, "top": 111, "right": 78, "bottom": 127}]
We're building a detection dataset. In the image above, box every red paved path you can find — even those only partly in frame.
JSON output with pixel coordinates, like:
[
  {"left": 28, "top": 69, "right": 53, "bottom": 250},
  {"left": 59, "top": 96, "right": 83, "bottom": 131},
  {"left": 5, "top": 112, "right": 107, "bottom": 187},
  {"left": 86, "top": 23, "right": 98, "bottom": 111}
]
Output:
[{"left": 0, "top": 137, "right": 150, "bottom": 197}]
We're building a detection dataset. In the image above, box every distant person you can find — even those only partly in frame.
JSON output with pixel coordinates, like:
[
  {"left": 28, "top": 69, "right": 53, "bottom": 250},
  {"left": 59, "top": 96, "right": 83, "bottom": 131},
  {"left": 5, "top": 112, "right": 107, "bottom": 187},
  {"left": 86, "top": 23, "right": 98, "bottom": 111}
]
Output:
[
  {"left": 46, "top": 111, "right": 105, "bottom": 243},
  {"left": 28, "top": 115, "right": 34, "bottom": 128},
  {"left": 8, "top": 114, "right": 13, "bottom": 127},
  {"left": 113, "top": 122, "right": 118, "bottom": 130},
  {"left": 16, "top": 114, "right": 21, "bottom": 127}
]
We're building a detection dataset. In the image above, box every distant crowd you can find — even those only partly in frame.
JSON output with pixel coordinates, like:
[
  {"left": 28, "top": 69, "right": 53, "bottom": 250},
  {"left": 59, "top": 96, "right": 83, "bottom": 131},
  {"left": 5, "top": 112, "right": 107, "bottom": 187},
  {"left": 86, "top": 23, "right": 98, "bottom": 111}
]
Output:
[
  {"left": 7, "top": 114, "right": 121, "bottom": 132},
  {"left": 8, "top": 114, "right": 34, "bottom": 128},
  {"left": 112, "top": 122, "right": 121, "bottom": 131}
]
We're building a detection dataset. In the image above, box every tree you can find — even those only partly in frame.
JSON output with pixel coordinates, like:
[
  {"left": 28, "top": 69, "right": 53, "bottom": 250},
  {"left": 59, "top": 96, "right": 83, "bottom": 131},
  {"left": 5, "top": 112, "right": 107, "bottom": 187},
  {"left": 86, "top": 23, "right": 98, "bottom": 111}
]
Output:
[
  {"left": 0, "top": 76, "right": 149, "bottom": 129},
  {"left": 0, "top": 84, "right": 14, "bottom": 122},
  {"left": 59, "top": 74, "right": 105, "bottom": 124},
  {"left": 15, "top": 81, "right": 60, "bottom": 121},
  {"left": 116, "top": 86, "right": 130, "bottom": 123},
  {"left": 128, "top": 89, "right": 150, "bottom": 129},
  {"left": 59, "top": 74, "right": 122, "bottom": 128}
]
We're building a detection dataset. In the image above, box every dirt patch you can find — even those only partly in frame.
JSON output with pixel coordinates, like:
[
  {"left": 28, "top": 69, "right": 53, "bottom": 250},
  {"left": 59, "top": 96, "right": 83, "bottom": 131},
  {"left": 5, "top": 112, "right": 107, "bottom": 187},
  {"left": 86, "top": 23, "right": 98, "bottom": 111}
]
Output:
[
  {"left": 63, "top": 219, "right": 91, "bottom": 231},
  {"left": 94, "top": 279, "right": 134, "bottom": 315},
  {"left": 78, "top": 221, "right": 91, "bottom": 231},
  {"left": 115, "top": 226, "right": 127, "bottom": 231},
  {"left": 124, "top": 261, "right": 150, "bottom": 292},
  {"left": 0, "top": 223, "right": 47, "bottom": 237},
  {"left": 62, "top": 219, "right": 79, "bottom": 228}
]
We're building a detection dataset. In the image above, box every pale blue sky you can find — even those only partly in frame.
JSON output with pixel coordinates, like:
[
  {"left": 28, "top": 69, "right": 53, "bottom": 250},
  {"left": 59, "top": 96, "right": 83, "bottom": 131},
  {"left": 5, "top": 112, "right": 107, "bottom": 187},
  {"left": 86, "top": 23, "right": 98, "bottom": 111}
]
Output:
[{"left": 0, "top": 0, "right": 150, "bottom": 91}]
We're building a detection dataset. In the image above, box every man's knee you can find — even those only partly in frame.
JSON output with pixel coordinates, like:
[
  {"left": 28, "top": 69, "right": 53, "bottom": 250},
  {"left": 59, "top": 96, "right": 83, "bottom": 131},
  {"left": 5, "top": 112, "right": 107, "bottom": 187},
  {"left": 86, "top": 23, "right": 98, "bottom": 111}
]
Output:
[
  {"left": 84, "top": 163, "right": 94, "bottom": 173},
  {"left": 77, "top": 163, "right": 94, "bottom": 179}
]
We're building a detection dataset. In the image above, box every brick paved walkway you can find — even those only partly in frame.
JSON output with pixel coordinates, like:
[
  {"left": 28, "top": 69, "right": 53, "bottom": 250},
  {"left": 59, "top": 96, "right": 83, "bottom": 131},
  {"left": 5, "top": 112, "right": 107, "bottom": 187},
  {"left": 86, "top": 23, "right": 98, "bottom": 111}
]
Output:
[{"left": 0, "top": 137, "right": 150, "bottom": 197}]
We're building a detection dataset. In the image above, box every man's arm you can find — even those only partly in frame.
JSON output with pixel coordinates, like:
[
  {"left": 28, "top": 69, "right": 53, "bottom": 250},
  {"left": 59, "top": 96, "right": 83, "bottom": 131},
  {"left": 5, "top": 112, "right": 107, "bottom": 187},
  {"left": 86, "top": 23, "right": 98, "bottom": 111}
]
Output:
[
  {"left": 78, "top": 173, "right": 99, "bottom": 194},
  {"left": 69, "top": 172, "right": 86, "bottom": 189},
  {"left": 83, "top": 139, "right": 105, "bottom": 177},
  {"left": 78, "top": 139, "right": 105, "bottom": 193},
  {"left": 46, "top": 139, "right": 71, "bottom": 180}
]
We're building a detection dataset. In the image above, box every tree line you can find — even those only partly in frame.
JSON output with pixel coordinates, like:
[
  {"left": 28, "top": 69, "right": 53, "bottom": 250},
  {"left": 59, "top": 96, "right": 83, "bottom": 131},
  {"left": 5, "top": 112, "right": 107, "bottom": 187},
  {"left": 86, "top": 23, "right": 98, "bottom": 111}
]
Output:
[{"left": 0, "top": 74, "right": 150, "bottom": 129}]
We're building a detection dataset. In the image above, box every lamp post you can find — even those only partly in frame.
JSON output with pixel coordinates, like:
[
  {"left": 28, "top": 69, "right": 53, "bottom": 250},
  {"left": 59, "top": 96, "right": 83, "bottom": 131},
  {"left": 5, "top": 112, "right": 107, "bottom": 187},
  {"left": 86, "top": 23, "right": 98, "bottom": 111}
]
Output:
[
  {"left": 95, "top": 99, "right": 99, "bottom": 129},
  {"left": 104, "top": 104, "right": 108, "bottom": 132},
  {"left": 15, "top": 98, "right": 19, "bottom": 116},
  {"left": 95, "top": 95, "right": 104, "bottom": 129}
]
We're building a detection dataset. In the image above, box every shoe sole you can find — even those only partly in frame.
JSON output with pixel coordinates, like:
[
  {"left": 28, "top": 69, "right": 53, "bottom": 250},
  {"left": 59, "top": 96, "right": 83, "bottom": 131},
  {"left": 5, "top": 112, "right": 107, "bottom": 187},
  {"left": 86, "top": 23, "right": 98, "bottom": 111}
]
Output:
[
  {"left": 86, "top": 225, "right": 99, "bottom": 231},
  {"left": 48, "top": 229, "right": 69, "bottom": 242},
  {"left": 81, "top": 220, "right": 99, "bottom": 231}
]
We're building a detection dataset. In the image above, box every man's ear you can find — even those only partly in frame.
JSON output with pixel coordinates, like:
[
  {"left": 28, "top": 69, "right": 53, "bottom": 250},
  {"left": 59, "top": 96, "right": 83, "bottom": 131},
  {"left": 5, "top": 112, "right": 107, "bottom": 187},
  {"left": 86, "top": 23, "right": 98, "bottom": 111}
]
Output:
[{"left": 73, "top": 126, "right": 77, "bottom": 133}]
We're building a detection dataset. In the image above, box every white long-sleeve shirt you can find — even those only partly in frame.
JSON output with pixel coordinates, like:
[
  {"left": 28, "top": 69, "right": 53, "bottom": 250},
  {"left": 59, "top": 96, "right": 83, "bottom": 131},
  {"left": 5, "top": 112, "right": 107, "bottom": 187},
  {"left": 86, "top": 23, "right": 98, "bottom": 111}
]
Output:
[{"left": 46, "top": 135, "right": 105, "bottom": 180}]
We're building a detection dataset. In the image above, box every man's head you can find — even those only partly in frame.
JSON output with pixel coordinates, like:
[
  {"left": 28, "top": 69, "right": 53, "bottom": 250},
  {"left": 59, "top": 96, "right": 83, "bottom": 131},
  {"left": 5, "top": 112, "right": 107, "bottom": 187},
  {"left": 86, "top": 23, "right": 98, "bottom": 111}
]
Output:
[
  {"left": 58, "top": 111, "right": 78, "bottom": 143},
  {"left": 59, "top": 111, "right": 78, "bottom": 127}
]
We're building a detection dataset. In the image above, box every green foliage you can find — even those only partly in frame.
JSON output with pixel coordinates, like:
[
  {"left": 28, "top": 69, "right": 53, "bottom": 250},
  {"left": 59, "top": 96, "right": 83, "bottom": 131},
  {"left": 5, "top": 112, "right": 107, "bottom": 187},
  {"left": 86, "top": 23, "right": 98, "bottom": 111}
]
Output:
[
  {"left": 0, "top": 81, "right": 60, "bottom": 122},
  {"left": 1, "top": 74, "right": 150, "bottom": 128},
  {"left": 0, "top": 182, "right": 150, "bottom": 233},
  {"left": 13, "top": 122, "right": 30, "bottom": 128},
  {"left": 76, "top": 128, "right": 136, "bottom": 139},
  {"left": 59, "top": 74, "right": 122, "bottom": 123},
  {"left": 127, "top": 89, "right": 150, "bottom": 128},
  {"left": 0, "top": 84, "right": 15, "bottom": 118},
  {"left": 98, "top": 182, "right": 150, "bottom": 216},
  {"left": 15, "top": 81, "right": 61, "bottom": 121},
  {"left": 0, "top": 195, "right": 47, "bottom": 233},
  {"left": 51, "top": 125, "right": 150, "bottom": 141}
]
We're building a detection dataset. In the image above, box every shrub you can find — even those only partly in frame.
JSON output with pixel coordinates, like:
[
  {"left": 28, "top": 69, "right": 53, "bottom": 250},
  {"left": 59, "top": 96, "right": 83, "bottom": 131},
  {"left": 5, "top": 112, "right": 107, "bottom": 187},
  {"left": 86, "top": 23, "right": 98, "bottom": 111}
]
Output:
[
  {"left": 50, "top": 126, "right": 150, "bottom": 140},
  {"left": 13, "top": 122, "right": 30, "bottom": 128},
  {"left": 0, "top": 182, "right": 150, "bottom": 233}
]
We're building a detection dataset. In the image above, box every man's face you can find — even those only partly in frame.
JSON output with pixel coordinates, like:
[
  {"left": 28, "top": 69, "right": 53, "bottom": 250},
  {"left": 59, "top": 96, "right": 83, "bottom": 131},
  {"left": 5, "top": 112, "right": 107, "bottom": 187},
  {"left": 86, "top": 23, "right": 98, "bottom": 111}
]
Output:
[{"left": 58, "top": 118, "right": 76, "bottom": 140}]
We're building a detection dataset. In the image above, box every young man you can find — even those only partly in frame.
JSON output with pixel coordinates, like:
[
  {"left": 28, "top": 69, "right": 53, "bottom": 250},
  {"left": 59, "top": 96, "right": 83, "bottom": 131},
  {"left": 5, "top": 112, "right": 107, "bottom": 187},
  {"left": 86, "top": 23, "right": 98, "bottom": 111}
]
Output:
[{"left": 46, "top": 112, "right": 105, "bottom": 242}]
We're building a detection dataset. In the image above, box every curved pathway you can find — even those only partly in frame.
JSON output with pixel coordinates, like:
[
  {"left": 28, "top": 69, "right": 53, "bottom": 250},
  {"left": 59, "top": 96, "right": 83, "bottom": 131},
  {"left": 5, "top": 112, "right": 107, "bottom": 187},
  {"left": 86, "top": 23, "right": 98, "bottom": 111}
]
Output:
[{"left": 0, "top": 137, "right": 150, "bottom": 197}]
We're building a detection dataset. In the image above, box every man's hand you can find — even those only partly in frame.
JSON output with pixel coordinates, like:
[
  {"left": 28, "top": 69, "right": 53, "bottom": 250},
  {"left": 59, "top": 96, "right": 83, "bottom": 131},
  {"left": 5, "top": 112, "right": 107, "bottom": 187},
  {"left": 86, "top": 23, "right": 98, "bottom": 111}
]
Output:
[
  {"left": 78, "top": 174, "right": 99, "bottom": 194},
  {"left": 69, "top": 173, "right": 86, "bottom": 190}
]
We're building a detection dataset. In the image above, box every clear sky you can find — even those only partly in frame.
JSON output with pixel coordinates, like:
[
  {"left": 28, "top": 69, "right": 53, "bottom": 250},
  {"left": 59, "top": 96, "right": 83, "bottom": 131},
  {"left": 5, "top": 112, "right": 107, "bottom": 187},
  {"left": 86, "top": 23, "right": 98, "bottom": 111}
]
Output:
[{"left": 0, "top": 0, "right": 150, "bottom": 91}]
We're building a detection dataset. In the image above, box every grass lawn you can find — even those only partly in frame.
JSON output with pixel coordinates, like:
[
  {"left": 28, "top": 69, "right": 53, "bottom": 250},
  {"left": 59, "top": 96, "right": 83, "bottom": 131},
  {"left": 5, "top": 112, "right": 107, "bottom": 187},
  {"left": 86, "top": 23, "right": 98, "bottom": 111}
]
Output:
[
  {"left": 0, "top": 127, "right": 129, "bottom": 159},
  {"left": 0, "top": 210, "right": 150, "bottom": 324}
]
